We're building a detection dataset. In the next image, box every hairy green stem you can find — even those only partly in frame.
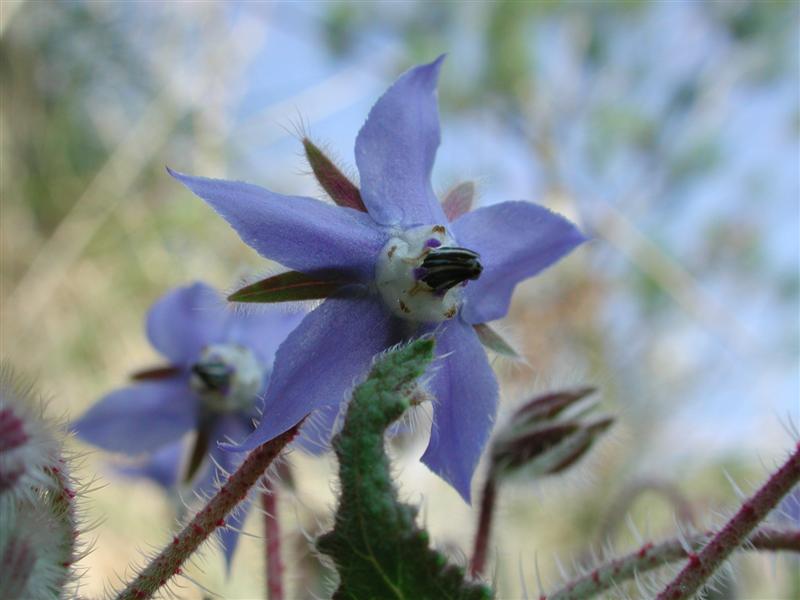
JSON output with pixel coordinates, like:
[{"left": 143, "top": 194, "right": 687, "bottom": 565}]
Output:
[
  {"left": 656, "top": 444, "right": 800, "bottom": 600},
  {"left": 547, "top": 526, "right": 800, "bottom": 600},
  {"left": 316, "top": 338, "right": 492, "bottom": 600},
  {"left": 115, "top": 420, "right": 304, "bottom": 600}
]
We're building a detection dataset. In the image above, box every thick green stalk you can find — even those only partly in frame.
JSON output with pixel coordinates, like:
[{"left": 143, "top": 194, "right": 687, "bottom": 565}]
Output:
[{"left": 317, "top": 338, "right": 493, "bottom": 600}]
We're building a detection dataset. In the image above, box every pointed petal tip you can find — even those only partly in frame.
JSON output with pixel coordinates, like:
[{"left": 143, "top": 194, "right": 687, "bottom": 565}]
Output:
[
  {"left": 421, "top": 449, "right": 473, "bottom": 504},
  {"left": 456, "top": 475, "right": 473, "bottom": 505},
  {"left": 410, "top": 54, "right": 446, "bottom": 85},
  {"left": 165, "top": 165, "right": 183, "bottom": 179},
  {"left": 429, "top": 53, "right": 447, "bottom": 70}
]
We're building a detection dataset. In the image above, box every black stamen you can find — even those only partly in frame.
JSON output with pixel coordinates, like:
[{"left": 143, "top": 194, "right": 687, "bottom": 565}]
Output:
[
  {"left": 191, "top": 360, "right": 232, "bottom": 393},
  {"left": 419, "top": 246, "right": 483, "bottom": 294}
]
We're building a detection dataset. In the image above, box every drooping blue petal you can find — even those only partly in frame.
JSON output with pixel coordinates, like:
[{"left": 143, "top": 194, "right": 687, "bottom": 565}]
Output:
[
  {"left": 146, "top": 282, "right": 227, "bottom": 365},
  {"left": 199, "top": 415, "right": 253, "bottom": 572},
  {"left": 72, "top": 380, "right": 197, "bottom": 454},
  {"left": 222, "top": 306, "right": 305, "bottom": 369},
  {"left": 168, "top": 169, "right": 388, "bottom": 282},
  {"left": 452, "top": 201, "right": 587, "bottom": 324},
  {"left": 355, "top": 56, "right": 448, "bottom": 227},
  {"left": 195, "top": 415, "right": 253, "bottom": 497},
  {"left": 117, "top": 441, "right": 183, "bottom": 490},
  {"left": 228, "top": 292, "right": 401, "bottom": 452},
  {"left": 421, "top": 319, "right": 499, "bottom": 502}
]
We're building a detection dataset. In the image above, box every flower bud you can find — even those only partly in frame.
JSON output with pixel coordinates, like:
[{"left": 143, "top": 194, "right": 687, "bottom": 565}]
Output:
[
  {"left": 490, "top": 387, "right": 613, "bottom": 479},
  {"left": 0, "top": 364, "right": 83, "bottom": 599}
]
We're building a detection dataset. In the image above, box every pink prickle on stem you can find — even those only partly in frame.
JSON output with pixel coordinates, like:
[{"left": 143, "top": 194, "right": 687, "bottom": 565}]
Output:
[{"left": 656, "top": 443, "right": 800, "bottom": 600}]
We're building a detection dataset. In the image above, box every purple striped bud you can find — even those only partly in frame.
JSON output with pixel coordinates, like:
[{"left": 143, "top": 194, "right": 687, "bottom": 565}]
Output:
[{"left": 490, "top": 387, "right": 613, "bottom": 479}]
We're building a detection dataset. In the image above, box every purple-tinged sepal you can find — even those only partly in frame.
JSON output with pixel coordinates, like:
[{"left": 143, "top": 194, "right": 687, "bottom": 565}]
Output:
[
  {"left": 442, "top": 181, "right": 475, "bottom": 221},
  {"left": 130, "top": 365, "right": 183, "bottom": 381},
  {"left": 228, "top": 271, "right": 350, "bottom": 303},
  {"left": 303, "top": 137, "right": 366, "bottom": 212},
  {"left": 472, "top": 323, "right": 521, "bottom": 360}
]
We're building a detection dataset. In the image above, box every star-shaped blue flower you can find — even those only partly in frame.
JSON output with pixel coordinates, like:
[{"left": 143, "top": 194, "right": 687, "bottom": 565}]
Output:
[
  {"left": 169, "top": 57, "right": 586, "bottom": 502},
  {"left": 73, "top": 282, "right": 303, "bottom": 566}
]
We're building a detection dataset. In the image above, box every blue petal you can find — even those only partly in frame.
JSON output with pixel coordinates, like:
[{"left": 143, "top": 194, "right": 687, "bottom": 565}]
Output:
[
  {"left": 222, "top": 306, "right": 306, "bottom": 368},
  {"left": 227, "top": 293, "right": 401, "bottom": 452},
  {"left": 355, "top": 56, "right": 448, "bottom": 227},
  {"left": 73, "top": 380, "right": 197, "bottom": 454},
  {"left": 146, "top": 282, "right": 227, "bottom": 364},
  {"left": 169, "top": 169, "right": 388, "bottom": 282},
  {"left": 195, "top": 415, "right": 252, "bottom": 497},
  {"left": 452, "top": 201, "right": 587, "bottom": 324},
  {"left": 421, "top": 319, "right": 499, "bottom": 502},
  {"left": 196, "top": 416, "right": 253, "bottom": 573},
  {"left": 117, "top": 442, "right": 183, "bottom": 490}
]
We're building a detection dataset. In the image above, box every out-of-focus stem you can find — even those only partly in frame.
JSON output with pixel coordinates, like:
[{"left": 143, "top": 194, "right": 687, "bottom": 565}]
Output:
[
  {"left": 469, "top": 470, "right": 497, "bottom": 578},
  {"left": 262, "top": 475, "right": 284, "bottom": 600},
  {"left": 115, "top": 420, "right": 304, "bottom": 600},
  {"left": 547, "top": 527, "right": 800, "bottom": 600},
  {"left": 656, "top": 444, "right": 800, "bottom": 600}
]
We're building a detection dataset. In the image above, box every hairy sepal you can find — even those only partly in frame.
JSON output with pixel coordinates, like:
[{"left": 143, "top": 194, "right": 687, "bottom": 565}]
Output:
[
  {"left": 473, "top": 323, "right": 521, "bottom": 360},
  {"left": 442, "top": 181, "right": 475, "bottom": 221},
  {"left": 303, "top": 137, "right": 367, "bottom": 212},
  {"left": 228, "top": 271, "right": 347, "bottom": 303}
]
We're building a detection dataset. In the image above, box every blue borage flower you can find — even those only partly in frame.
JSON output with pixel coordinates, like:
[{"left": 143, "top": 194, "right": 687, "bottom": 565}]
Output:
[
  {"left": 169, "top": 57, "right": 587, "bottom": 501},
  {"left": 72, "top": 282, "right": 303, "bottom": 566}
]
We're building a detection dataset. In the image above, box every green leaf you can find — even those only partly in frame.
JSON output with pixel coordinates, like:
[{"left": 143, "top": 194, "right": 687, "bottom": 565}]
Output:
[
  {"left": 228, "top": 271, "right": 346, "bottom": 303},
  {"left": 317, "top": 338, "right": 493, "bottom": 600}
]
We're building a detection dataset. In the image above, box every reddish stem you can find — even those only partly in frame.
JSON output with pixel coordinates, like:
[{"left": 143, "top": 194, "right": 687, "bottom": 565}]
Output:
[
  {"left": 115, "top": 420, "right": 304, "bottom": 600},
  {"left": 262, "top": 475, "right": 284, "bottom": 600},
  {"left": 469, "top": 470, "right": 497, "bottom": 578},
  {"left": 656, "top": 443, "right": 800, "bottom": 600},
  {"left": 547, "top": 527, "right": 800, "bottom": 600}
]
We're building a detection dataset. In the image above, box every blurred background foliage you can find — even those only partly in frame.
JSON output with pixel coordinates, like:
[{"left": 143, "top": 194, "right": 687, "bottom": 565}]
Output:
[{"left": 1, "top": 1, "right": 798, "bottom": 598}]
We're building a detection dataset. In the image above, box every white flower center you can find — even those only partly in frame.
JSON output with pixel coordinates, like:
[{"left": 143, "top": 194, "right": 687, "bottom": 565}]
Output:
[
  {"left": 375, "top": 224, "right": 482, "bottom": 323},
  {"left": 190, "top": 344, "right": 265, "bottom": 413}
]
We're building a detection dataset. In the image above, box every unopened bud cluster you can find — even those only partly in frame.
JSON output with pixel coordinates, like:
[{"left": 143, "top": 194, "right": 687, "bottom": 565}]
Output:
[
  {"left": 490, "top": 387, "right": 613, "bottom": 479},
  {"left": 0, "top": 365, "right": 81, "bottom": 599}
]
